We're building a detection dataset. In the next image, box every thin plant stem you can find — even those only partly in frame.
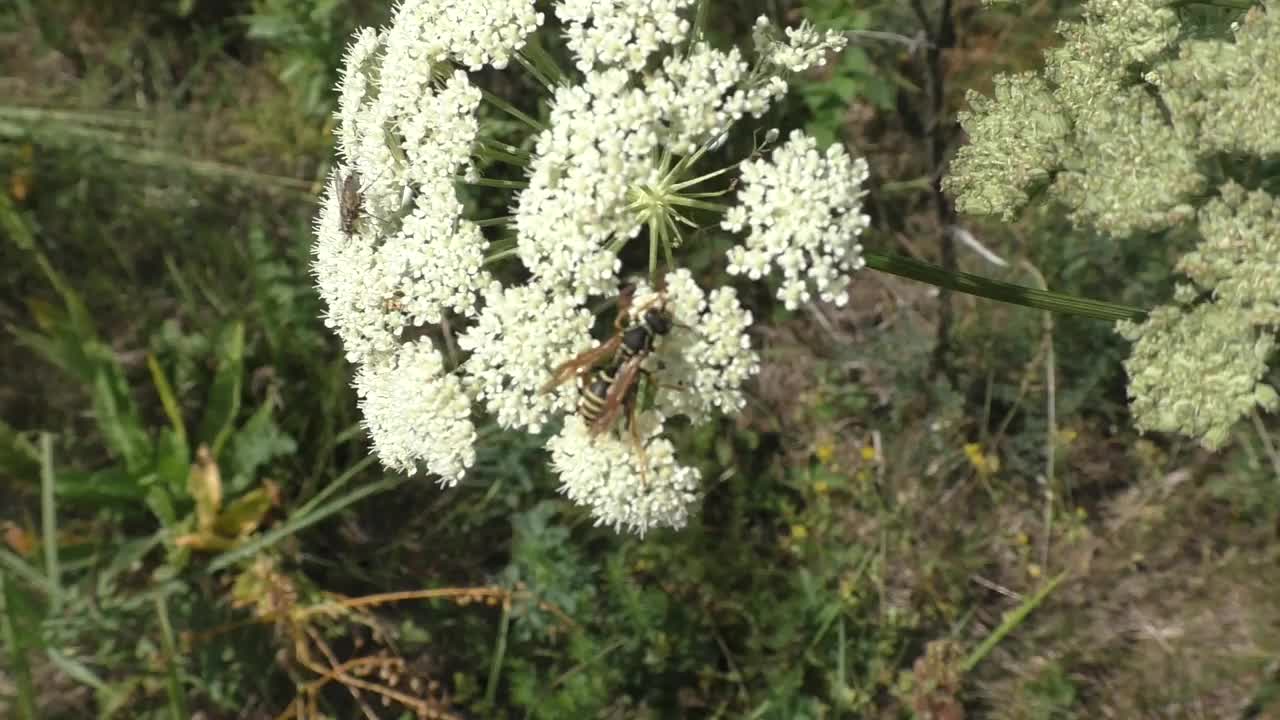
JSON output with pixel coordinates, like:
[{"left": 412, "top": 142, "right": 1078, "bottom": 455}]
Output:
[
  {"left": 0, "top": 572, "right": 38, "bottom": 720},
  {"left": 863, "top": 251, "right": 1147, "bottom": 322},
  {"left": 478, "top": 138, "right": 531, "bottom": 162},
  {"left": 463, "top": 176, "right": 528, "bottom": 190},
  {"left": 1021, "top": 261, "right": 1058, "bottom": 570},
  {"left": 962, "top": 571, "right": 1067, "bottom": 672},
  {"left": 479, "top": 88, "right": 546, "bottom": 132},
  {"left": 484, "top": 601, "right": 512, "bottom": 705},
  {"left": 663, "top": 196, "right": 726, "bottom": 212},
  {"left": 521, "top": 35, "right": 567, "bottom": 87},
  {"left": 1251, "top": 411, "right": 1280, "bottom": 482},
  {"left": 1166, "top": 0, "right": 1255, "bottom": 8},
  {"left": 154, "top": 594, "right": 189, "bottom": 720},
  {"left": 40, "top": 433, "right": 61, "bottom": 613},
  {"left": 473, "top": 143, "right": 528, "bottom": 168},
  {"left": 475, "top": 215, "right": 514, "bottom": 228},
  {"left": 482, "top": 247, "right": 520, "bottom": 267},
  {"left": 514, "top": 51, "right": 556, "bottom": 92}
]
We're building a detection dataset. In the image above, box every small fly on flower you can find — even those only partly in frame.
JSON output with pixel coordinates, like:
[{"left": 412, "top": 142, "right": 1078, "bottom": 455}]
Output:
[
  {"left": 338, "top": 166, "right": 415, "bottom": 237},
  {"left": 338, "top": 169, "right": 365, "bottom": 236}
]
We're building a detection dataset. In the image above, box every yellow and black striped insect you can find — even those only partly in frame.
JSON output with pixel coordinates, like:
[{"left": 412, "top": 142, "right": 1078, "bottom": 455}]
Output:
[{"left": 542, "top": 284, "right": 674, "bottom": 437}]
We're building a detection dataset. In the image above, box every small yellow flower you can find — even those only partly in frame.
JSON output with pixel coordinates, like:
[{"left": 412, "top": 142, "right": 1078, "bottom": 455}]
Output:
[
  {"left": 815, "top": 442, "right": 835, "bottom": 464},
  {"left": 790, "top": 524, "right": 808, "bottom": 540},
  {"left": 814, "top": 480, "right": 830, "bottom": 494},
  {"left": 1015, "top": 531, "right": 1030, "bottom": 546},
  {"left": 1027, "top": 563, "right": 1042, "bottom": 578},
  {"left": 860, "top": 445, "right": 877, "bottom": 462},
  {"left": 964, "top": 443, "right": 999, "bottom": 476}
]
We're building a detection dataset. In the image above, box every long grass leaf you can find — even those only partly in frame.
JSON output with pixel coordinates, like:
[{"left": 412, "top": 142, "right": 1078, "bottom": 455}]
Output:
[
  {"left": 199, "top": 321, "right": 245, "bottom": 458},
  {"left": 962, "top": 571, "right": 1067, "bottom": 672},
  {"left": 207, "top": 473, "right": 401, "bottom": 573},
  {"left": 0, "top": 572, "right": 38, "bottom": 720},
  {"left": 153, "top": 594, "right": 188, "bottom": 720},
  {"left": 0, "top": 548, "right": 50, "bottom": 596},
  {"left": 39, "top": 433, "right": 61, "bottom": 612},
  {"left": 147, "top": 354, "right": 188, "bottom": 446},
  {"left": 864, "top": 251, "right": 1147, "bottom": 322}
]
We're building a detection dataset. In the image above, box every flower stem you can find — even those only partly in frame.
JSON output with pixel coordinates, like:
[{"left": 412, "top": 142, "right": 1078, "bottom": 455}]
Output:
[
  {"left": 482, "top": 245, "right": 520, "bottom": 267},
  {"left": 479, "top": 88, "right": 546, "bottom": 132},
  {"left": 515, "top": 51, "right": 556, "bottom": 93},
  {"left": 521, "top": 35, "right": 567, "bottom": 87},
  {"left": 473, "top": 141, "right": 528, "bottom": 168},
  {"left": 1165, "top": 0, "right": 1254, "bottom": 8},
  {"left": 463, "top": 176, "right": 528, "bottom": 190},
  {"left": 863, "top": 251, "right": 1147, "bottom": 322}
]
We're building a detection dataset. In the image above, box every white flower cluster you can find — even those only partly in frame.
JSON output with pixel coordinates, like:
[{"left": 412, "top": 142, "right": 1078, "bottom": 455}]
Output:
[
  {"left": 637, "top": 270, "right": 759, "bottom": 423},
  {"left": 387, "top": 0, "right": 543, "bottom": 72},
  {"left": 354, "top": 339, "right": 476, "bottom": 483},
  {"left": 558, "top": 0, "right": 694, "bottom": 74},
  {"left": 723, "top": 130, "right": 871, "bottom": 309},
  {"left": 315, "top": 1, "right": 866, "bottom": 532},
  {"left": 457, "top": 281, "right": 595, "bottom": 433},
  {"left": 752, "top": 15, "right": 849, "bottom": 73},
  {"left": 550, "top": 416, "right": 701, "bottom": 534}
]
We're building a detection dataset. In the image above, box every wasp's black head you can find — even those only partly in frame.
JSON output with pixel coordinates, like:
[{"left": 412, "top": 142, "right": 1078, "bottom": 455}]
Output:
[{"left": 643, "top": 307, "right": 673, "bottom": 336}]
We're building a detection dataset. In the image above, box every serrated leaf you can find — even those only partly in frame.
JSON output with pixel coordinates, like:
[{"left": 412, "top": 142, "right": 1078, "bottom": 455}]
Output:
[
  {"left": 153, "top": 427, "right": 190, "bottom": 499},
  {"left": 198, "top": 321, "right": 244, "bottom": 458},
  {"left": 147, "top": 354, "right": 187, "bottom": 445},
  {"left": 226, "top": 400, "right": 296, "bottom": 493},
  {"left": 90, "top": 360, "right": 148, "bottom": 470}
]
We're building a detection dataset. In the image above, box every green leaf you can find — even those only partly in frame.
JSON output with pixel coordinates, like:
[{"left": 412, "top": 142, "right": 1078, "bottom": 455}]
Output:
[
  {"left": 0, "top": 419, "right": 40, "bottom": 485},
  {"left": 153, "top": 428, "right": 191, "bottom": 499},
  {"left": 198, "top": 321, "right": 245, "bottom": 459},
  {"left": 55, "top": 467, "right": 148, "bottom": 507},
  {"left": 864, "top": 251, "right": 1148, "bottom": 322},
  {"left": 90, "top": 359, "right": 149, "bottom": 471},
  {"left": 207, "top": 470, "right": 399, "bottom": 573},
  {"left": 145, "top": 486, "right": 179, "bottom": 529},
  {"left": 225, "top": 400, "right": 296, "bottom": 493},
  {"left": 147, "top": 354, "right": 187, "bottom": 446},
  {"left": 212, "top": 488, "right": 274, "bottom": 539}
]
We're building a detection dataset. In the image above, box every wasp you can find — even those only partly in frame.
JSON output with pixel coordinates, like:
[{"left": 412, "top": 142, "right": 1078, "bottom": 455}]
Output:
[{"left": 542, "top": 284, "right": 675, "bottom": 438}]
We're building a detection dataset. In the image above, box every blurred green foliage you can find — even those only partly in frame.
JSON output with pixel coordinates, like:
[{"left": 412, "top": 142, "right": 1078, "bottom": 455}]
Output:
[{"left": 2, "top": 1, "right": 1279, "bottom": 719}]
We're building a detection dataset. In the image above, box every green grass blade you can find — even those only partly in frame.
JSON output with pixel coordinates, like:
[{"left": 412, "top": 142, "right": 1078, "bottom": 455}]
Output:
[
  {"left": 198, "top": 321, "right": 245, "bottom": 458},
  {"left": 39, "top": 433, "right": 61, "bottom": 612},
  {"left": 0, "top": 572, "right": 39, "bottom": 720},
  {"left": 0, "top": 419, "right": 40, "bottom": 487},
  {"left": 962, "top": 571, "right": 1067, "bottom": 672},
  {"left": 147, "top": 355, "right": 188, "bottom": 447},
  {"left": 864, "top": 251, "right": 1147, "bottom": 322},
  {"left": 153, "top": 594, "right": 188, "bottom": 720},
  {"left": 207, "top": 473, "right": 402, "bottom": 573},
  {"left": 0, "top": 548, "right": 51, "bottom": 597},
  {"left": 293, "top": 454, "right": 377, "bottom": 519}
]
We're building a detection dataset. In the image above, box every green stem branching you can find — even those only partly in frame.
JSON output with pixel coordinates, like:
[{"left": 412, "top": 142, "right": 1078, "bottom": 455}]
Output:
[{"left": 864, "top": 251, "right": 1147, "bottom": 322}]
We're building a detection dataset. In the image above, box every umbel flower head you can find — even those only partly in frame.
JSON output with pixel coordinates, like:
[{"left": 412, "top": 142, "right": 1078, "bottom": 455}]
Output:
[
  {"left": 950, "top": 1, "right": 1280, "bottom": 450},
  {"left": 313, "top": 0, "right": 864, "bottom": 533}
]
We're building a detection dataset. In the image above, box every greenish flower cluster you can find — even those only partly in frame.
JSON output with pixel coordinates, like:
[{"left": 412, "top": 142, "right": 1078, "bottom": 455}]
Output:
[{"left": 950, "top": 2, "right": 1280, "bottom": 448}]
